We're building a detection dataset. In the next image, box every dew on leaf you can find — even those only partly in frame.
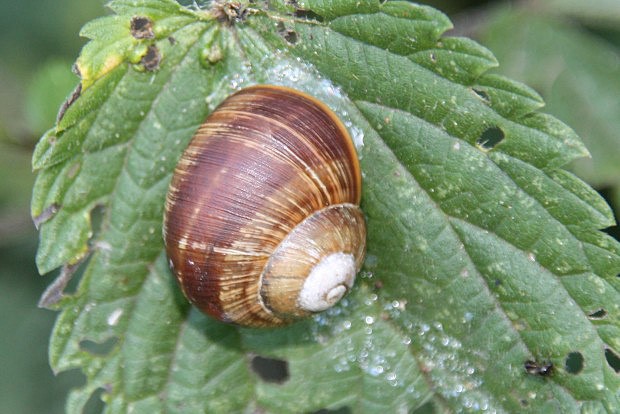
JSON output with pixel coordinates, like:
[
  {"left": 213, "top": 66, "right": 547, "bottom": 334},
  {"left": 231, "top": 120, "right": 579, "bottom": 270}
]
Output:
[
  {"left": 333, "top": 356, "right": 352, "bottom": 373},
  {"left": 106, "top": 308, "right": 123, "bottom": 326},
  {"left": 349, "top": 124, "right": 364, "bottom": 149},
  {"left": 259, "top": 58, "right": 364, "bottom": 150},
  {"left": 363, "top": 254, "right": 378, "bottom": 268},
  {"left": 463, "top": 312, "right": 474, "bottom": 323}
]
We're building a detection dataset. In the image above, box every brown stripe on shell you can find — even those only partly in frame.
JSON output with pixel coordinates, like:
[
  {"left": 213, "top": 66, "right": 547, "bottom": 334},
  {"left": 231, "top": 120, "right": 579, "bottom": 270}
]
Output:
[{"left": 163, "top": 85, "right": 362, "bottom": 326}]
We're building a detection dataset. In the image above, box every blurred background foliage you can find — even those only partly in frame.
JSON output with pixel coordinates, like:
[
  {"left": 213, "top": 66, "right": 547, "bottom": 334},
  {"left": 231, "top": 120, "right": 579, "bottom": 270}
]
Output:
[
  {"left": 0, "top": 1, "right": 106, "bottom": 412},
  {"left": 0, "top": 0, "right": 618, "bottom": 412}
]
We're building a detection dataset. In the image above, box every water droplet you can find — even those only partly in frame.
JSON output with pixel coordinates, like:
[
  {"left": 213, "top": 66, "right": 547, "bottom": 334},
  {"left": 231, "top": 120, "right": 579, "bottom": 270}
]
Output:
[
  {"left": 368, "top": 364, "right": 384, "bottom": 376},
  {"left": 107, "top": 308, "right": 123, "bottom": 326},
  {"left": 463, "top": 312, "right": 473, "bottom": 323}
]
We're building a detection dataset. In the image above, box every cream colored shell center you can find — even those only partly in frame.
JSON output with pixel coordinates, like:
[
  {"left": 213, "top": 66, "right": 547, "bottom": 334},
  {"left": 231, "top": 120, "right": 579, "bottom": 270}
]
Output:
[{"left": 297, "top": 252, "right": 356, "bottom": 312}]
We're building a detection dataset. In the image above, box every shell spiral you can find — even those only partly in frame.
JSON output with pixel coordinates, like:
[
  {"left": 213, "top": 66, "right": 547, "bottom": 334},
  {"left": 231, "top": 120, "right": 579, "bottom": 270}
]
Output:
[{"left": 163, "top": 85, "right": 366, "bottom": 327}]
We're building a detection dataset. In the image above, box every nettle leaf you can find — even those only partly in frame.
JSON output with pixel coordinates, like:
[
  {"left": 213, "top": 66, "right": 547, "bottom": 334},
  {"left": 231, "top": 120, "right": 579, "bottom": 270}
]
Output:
[
  {"left": 479, "top": 8, "right": 620, "bottom": 188},
  {"left": 31, "top": 0, "right": 620, "bottom": 412}
]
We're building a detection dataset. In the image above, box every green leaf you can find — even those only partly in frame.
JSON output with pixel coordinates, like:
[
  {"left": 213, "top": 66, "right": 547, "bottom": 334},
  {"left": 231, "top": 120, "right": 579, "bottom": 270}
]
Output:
[
  {"left": 478, "top": 7, "right": 620, "bottom": 188},
  {"left": 74, "top": 0, "right": 198, "bottom": 90},
  {"left": 32, "top": 0, "right": 620, "bottom": 412}
]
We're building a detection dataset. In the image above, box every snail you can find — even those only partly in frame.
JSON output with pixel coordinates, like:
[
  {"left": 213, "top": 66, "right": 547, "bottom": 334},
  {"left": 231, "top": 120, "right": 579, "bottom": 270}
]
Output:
[{"left": 163, "top": 85, "right": 366, "bottom": 327}]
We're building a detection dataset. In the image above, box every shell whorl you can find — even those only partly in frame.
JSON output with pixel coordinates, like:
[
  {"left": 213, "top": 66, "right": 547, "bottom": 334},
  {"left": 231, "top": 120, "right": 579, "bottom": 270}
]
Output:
[{"left": 163, "top": 85, "right": 365, "bottom": 327}]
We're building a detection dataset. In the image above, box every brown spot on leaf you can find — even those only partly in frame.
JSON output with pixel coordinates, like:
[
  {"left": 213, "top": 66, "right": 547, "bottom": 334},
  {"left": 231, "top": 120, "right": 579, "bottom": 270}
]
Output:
[
  {"left": 213, "top": 2, "right": 249, "bottom": 25},
  {"left": 72, "top": 63, "right": 81, "bottom": 77},
  {"left": 524, "top": 359, "right": 553, "bottom": 377},
  {"left": 141, "top": 45, "right": 161, "bottom": 71},
  {"left": 33, "top": 203, "right": 60, "bottom": 230},
  {"left": 38, "top": 260, "right": 81, "bottom": 307},
  {"left": 130, "top": 16, "right": 154, "bottom": 39},
  {"left": 587, "top": 308, "right": 607, "bottom": 319},
  {"left": 57, "top": 83, "right": 83, "bottom": 123},
  {"left": 67, "top": 161, "right": 81, "bottom": 179}
]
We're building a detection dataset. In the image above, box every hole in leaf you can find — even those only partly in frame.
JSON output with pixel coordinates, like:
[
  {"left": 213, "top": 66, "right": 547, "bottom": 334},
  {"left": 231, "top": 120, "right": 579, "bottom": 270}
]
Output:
[
  {"left": 476, "top": 126, "right": 505, "bottom": 150},
  {"left": 587, "top": 308, "right": 607, "bottom": 319},
  {"left": 83, "top": 386, "right": 106, "bottom": 413},
  {"left": 293, "top": 8, "right": 324, "bottom": 22},
  {"left": 38, "top": 259, "right": 86, "bottom": 308},
  {"left": 410, "top": 401, "right": 437, "bottom": 414},
  {"left": 311, "top": 407, "right": 352, "bottom": 414},
  {"left": 605, "top": 348, "right": 620, "bottom": 373},
  {"left": 130, "top": 16, "right": 154, "bottom": 39},
  {"left": 565, "top": 352, "right": 584, "bottom": 374},
  {"left": 251, "top": 355, "right": 289, "bottom": 383},
  {"left": 472, "top": 88, "right": 490, "bottom": 102},
  {"left": 276, "top": 22, "right": 298, "bottom": 44},
  {"left": 89, "top": 204, "right": 107, "bottom": 243},
  {"left": 598, "top": 186, "right": 620, "bottom": 241},
  {"left": 284, "top": 30, "right": 298, "bottom": 44},
  {"left": 79, "top": 337, "right": 118, "bottom": 356}
]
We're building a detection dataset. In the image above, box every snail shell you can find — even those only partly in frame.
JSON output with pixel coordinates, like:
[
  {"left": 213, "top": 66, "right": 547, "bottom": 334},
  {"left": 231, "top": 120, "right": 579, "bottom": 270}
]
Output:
[{"left": 163, "top": 85, "right": 366, "bottom": 327}]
